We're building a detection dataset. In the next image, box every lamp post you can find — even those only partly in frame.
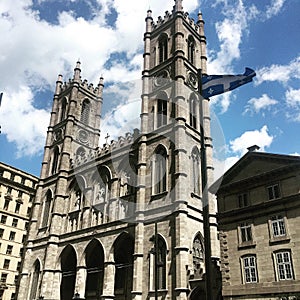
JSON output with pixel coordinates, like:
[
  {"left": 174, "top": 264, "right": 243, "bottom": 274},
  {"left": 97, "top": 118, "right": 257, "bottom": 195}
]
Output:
[{"left": 198, "top": 68, "right": 213, "bottom": 300}]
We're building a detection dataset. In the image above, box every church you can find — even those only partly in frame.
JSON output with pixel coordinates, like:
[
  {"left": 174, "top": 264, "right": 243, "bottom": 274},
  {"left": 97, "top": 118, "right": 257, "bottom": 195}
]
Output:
[{"left": 18, "top": 1, "right": 221, "bottom": 299}]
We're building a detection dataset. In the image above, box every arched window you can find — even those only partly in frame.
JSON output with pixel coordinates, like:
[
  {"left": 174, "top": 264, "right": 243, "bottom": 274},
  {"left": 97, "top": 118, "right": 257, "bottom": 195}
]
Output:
[
  {"left": 29, "top": 260, "right": 41, "bottom": 300},
  {"left": 189, "top": 94, "right": 198, "bottom": 129},
  {"left": 92, "top": 167, "right": 111, "bottom": 221},
  {"left": 41, "top": 190, "right": 52, "bottom": 227},
  {"left": 152, "top": 146, "right": 167, "bottom": 195},
  {"left": 156, "top": 235, "right": 167, "bottom": 289},
  {"left": 150, "top": 234, "right": 167, "bottom": 290},
  {"left": 192, "top": 234, "right": 204, "bottom": 279},
  {"left": 158, "top": 34, "right": 168, "bottom": 63},
  {"left": 76, "top": 147, "right": 86, "bottom": 162},
  {"left": 114, "top": 233, "right": 134, "bottom": 298},
  {"left": 51, "top": 147, "right": 59, "bottom": 175},
  {"left": 60, "top": 246, "right": 77, "bottom": 300},
  {"left": 188, "top": 36, "right": 195, "bottom": 64},
  {"left": 157, "top": 93, "right": 168, "bottom": 128},
  {"left": 81, "top": 99, "right": 90, "bottom": 124},
  {"left": 85, "top": 240, "right": 104, "bottom": 299},
  {"left": 60, "top": 98, "right": 67, "bottom": 122},
  {"left": 191, "top": 147, "right": 201, "bottom": 195}
]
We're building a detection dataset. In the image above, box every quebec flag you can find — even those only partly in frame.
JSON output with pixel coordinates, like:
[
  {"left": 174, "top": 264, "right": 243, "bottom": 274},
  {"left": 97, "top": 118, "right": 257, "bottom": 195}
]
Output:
[{"left": 201, "top": 68, "right": 256, "bottom": 98}]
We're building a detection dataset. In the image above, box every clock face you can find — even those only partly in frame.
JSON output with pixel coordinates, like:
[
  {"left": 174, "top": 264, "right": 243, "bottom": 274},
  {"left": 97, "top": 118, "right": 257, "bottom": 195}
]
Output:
[
  {"left": 188, "top": 72, "right": 198, "bottom": 89},
  {"left": 78, "top": 129, "right": 89, "bottom": 143},
  {"left": 154, "top": 70, "right": 170, "bottom": 87}
]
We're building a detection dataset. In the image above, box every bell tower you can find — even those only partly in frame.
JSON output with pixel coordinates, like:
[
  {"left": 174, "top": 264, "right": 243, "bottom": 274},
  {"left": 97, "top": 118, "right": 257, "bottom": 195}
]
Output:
[
  {"left": 134, "top": 0, "right": 218, "bottom": 298},
  {"left": 40, "top": 61, "right": 103, "bottom": 180}
]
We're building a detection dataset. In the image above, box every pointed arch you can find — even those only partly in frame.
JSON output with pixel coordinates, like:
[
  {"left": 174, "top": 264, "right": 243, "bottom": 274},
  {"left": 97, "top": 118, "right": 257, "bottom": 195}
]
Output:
[
  {"left": 92, "top": 166, "right": 111, "bottom": 206},
  {"left": 81, "top": 99, "right": 90, "bottom": 124},
  {"left": 29, "top": 259, "right": 42, "bottom": 300},
  {"left": 192, "top": 232, "right": 205, "bottom": 279},
  {"left": 152, "top": 145, "right": 168, "bottom": 195},
  {"left": 149, "top": 233, "right": 168, "bottom": 290},
  {"left": 191, "top": 147, "right": 201, "bottom": 195},
  {"left": 84, "top": 239, "right": 105, "bottom": 299},
  {"left": 158, "top": 33, "right": 168, "bottom": 63},
  {"left": 60, "top": 97, "right": 68, "bottom": 122},
  {"left": 187, "top": 35, "right": 196, "bottom": 64},
  {"left": 113, "top": 232, "right": 134, "bottom": 298},
  {"left": 41, "top": 189, "right": 53, "bottom": 228},
  {"left": 189, "top": 93, "right": 199, "bottom": 129},
  {"left": 60, "top": 245, "right": 77, "bottom": 300},
  {"left": 51, "top": 146, "right": 60, "bottom": 175},
  {"left": 76, "top": 147, "right": 86, "bottom": 161},
  {"left": 117, "top": 155, "right": 137, "bottom": 197}
]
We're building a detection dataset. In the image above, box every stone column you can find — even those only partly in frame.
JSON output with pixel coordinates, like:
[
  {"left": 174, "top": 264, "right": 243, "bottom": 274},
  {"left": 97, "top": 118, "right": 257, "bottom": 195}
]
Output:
[
  {"left": 101, "top": 260, "right": 115, "bottom": 299},
  {"left": 74, "top": 266, "right": 87, "bottom": 299}
]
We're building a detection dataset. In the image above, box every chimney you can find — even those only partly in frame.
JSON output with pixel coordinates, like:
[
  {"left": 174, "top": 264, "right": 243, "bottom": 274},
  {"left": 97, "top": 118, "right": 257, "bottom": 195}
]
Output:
[{"left": 247, "top": 145, "right": 260, "bottom": 152}]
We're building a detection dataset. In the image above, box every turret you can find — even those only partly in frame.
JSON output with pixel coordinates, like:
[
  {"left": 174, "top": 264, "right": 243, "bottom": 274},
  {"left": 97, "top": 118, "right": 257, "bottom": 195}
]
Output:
[{"left": 73, "top": 60, "right": 81, "bottom": 81}]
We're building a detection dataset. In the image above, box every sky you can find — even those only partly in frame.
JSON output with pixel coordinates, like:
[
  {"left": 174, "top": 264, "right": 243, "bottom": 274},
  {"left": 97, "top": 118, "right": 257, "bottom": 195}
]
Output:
[{"left": 0, "top": 0, "right": 299, "bottom": 179}]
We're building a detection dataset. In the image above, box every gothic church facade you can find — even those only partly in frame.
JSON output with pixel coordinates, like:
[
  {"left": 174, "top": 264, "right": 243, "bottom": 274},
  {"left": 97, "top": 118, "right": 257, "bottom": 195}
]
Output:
[{"left": 18, "top": 1, "right": 220, "bottom": 299}]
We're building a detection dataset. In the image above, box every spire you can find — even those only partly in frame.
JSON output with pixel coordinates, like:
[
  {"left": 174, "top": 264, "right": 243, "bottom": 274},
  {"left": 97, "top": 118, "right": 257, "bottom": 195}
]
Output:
[
  {"left": 96, "top": 76, "right": 104, "bottom": 96},
  {"left": 147, "top": 9, "right": 152, "bottom": 18},
  {"left": 174, "top": 0, "right": 183, "bottom": 12},
  {"left": 197, "top": 11, "right": 204, "bottom": 24},
  {"left": 55, "top": 74, "right": 63, "bottom": 94},
  {"left": 73, "top": 60, "right": 81, "bottom": 81}
]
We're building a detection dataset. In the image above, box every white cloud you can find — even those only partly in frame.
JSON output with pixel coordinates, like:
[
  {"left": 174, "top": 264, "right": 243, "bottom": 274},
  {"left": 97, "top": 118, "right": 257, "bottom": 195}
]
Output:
[
  {"left": 244, "top": 94, "right": 278, "bottom": 115},
  {"left": 286, "top": 88, "right": 300, "bottom": 107},
  {"left": 208, "top": 0, "right": 248, "bottom": 74},
  {"left": 0, "top": 86, "right": 49, "bottom": 157},
  {"left": 266, "top": 0, "right": 286, "bottom": 19},
  {"left": 229, "top": 125, "right": 273, "bottom": 155},
  {"left": 285, "top": 88, "right": 300, "bottom": 121},
  {"left": 256, "top": 56, "right": 300, "bottom": 85}
]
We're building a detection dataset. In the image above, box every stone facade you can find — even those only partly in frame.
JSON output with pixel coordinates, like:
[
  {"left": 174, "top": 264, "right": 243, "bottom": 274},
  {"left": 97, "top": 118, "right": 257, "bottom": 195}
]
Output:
[
  {"left": 0, "top": 162, "right": 38, "bottom": 300},
  {"left": 215, "top": 148, "right": 300, "bottom": 299},
  {"left": 18, "top": 1, "right": 221, "bottom": 299}
]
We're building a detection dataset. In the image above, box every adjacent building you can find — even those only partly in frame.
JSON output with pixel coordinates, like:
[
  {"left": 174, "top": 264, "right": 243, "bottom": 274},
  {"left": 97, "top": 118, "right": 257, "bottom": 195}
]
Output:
[
  {"left": 0, "top": 162, "right": 38, "bottom": 300},
  {"left": 18, "top": 1, "right": 221, "bottom": 299},
  {"left": 216, "top": 147, "right": 300, "bottom": 299}
]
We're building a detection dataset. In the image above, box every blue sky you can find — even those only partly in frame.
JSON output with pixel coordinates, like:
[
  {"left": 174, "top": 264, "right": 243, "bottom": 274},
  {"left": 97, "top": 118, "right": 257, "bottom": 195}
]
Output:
[{"left": 0, "top": 0, "right": 299, "bottom": 178}]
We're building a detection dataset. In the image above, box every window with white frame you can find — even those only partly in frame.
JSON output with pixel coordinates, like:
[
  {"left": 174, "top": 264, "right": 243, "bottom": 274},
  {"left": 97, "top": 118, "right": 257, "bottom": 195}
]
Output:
[
  {"left": 240, "top": 222, "right": 252, "bottom": 243},
  {"left": 275, "top": 251, "right": 294, "bottom": 280},
  {"left": 267, "top": 183, "right": 280, "bottom": 200},
  {"left": 271, "top": 215, "right": 286, "bottom": 237},
  {"left": 242, "top": 255, "right": 258, "bottom": 283}
]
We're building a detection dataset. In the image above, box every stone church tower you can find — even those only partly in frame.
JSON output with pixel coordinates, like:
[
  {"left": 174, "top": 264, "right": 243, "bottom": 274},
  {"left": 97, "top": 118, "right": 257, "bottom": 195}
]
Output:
[{"left": 18, "top": 1, "right": 220, "bottom": 299}]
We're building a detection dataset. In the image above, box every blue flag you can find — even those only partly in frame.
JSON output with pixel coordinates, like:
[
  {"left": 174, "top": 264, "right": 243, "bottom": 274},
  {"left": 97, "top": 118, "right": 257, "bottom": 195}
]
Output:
[{"left": 201, "top": 68, "right": 256, "bottom": 98}]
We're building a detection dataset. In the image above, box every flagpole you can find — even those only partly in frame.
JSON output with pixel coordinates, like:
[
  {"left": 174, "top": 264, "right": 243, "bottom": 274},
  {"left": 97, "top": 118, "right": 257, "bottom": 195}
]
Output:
[{"left": 197, "top": 69, "right": 213, "bottom": 300}]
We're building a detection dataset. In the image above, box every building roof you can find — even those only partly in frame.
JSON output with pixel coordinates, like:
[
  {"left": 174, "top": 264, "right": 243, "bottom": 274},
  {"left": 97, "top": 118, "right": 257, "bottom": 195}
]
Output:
[{"left": 211, "top": 151, "right": 300, "bottom": 194}]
